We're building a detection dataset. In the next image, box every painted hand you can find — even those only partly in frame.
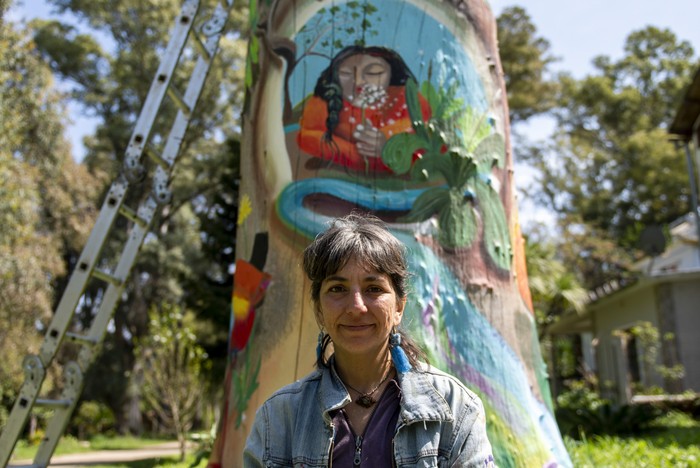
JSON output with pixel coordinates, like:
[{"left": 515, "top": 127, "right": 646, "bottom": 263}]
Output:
[{"left": 353, "top": 123, "right": 387, "bottom": 159}]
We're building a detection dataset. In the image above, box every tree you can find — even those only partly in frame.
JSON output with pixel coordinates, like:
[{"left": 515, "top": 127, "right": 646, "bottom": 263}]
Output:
[
  {"left": 496, "top": 6, "right": 559, "bottom": 123},
  {"left": 135, "top": 303, "right": 208, "bottom": 461},
  {"left": 525, "top": 230, "right": 588, "bottom": 339},
  {"left": 523, "top": 26, "right": 697, "bottom": 288},
  {"left": 211, "top": 1, "right": 571, "bottom": 466},
  {"left": 524, "top": 227, "right": 589, "bottom": 398},
  {"left": 30, "top": 0, "right": 248, "bottom": 431},
  {"left": 1, "top": 1, "right": 101, "bottom": 427}
]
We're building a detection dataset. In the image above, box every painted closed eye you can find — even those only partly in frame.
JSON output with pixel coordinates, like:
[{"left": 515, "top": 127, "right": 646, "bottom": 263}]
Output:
[{"left": 363, "top": 65, "right": 388, "bottom": 77}]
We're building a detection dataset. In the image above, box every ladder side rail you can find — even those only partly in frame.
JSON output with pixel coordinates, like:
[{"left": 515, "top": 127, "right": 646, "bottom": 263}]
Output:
[
  {"left": 153, "top": 3, "right": 233, "bottom": 204},
  {"left": 0, "top": 179, "right": 128, "bottom": 468},
  {"left": 0, "top": 356, "right": 46, "bottom": 468},
  {"left": 123, "top": 0, "right": 201, "bottom": 180},
  {"left": 32, "top": 363, "right": 83, "bottom": 467},
  {"left": 37, "top": 179, "right": 129, "bottom": 367},
  {"left": 34, "top": 199, "right": 158, "bottom": 466}
]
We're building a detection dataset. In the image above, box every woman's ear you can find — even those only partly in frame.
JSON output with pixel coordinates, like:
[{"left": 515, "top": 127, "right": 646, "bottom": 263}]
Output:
[
  {"left": 315, "top": 304, "right": 325, "bottom": 328},
  {"left": 395, "top": 297, "right": 407, "bottom": 322}
]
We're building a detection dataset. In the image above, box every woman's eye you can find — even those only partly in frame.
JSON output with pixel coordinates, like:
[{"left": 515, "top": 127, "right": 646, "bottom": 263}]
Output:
[
  {"left": 367, "top": 285, "right": 384, "bottom": 293},
  {"left": 328, "top": 285, "right": 345, "bottom": 293}
]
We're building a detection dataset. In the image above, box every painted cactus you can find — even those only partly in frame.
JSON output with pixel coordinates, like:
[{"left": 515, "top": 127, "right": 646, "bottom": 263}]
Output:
[{"left": 210, "top": 1, "right": 571, "bottom": 466}]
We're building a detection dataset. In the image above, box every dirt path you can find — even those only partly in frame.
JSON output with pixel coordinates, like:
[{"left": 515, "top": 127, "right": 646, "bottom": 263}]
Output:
[{"left": 9, "top": 441, "right": 188, "bottom": 467}]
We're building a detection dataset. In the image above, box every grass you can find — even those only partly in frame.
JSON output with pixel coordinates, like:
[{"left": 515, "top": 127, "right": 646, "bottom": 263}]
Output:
[{"left": 565, "top": 411, "right": 700, "bottom": 467}]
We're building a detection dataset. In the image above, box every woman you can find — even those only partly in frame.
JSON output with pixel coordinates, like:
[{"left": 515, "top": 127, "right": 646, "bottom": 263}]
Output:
[
  {"left": 297, "top": 46, "right": 432, "bottom": 173},
  {"left": 244, "top": 214, "right": 495, "bottom": 467}
]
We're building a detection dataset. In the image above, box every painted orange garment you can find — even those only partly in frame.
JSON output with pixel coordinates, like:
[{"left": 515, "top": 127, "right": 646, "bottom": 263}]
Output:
[{"left": 297, "top": 86, "right": 432, "bottom": 172}]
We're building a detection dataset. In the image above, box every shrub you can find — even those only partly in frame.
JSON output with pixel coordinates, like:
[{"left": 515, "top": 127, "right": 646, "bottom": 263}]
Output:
[
  {"left": 70, "top": 401, "right": 116, "bottom": 440},
  {"left": 555, "top": 380, "right": 661, "bottom": 438}
]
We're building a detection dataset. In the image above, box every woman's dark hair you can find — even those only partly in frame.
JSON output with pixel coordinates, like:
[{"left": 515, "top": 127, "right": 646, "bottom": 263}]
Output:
[
  {"left": 313, "top": 46, "right": 416, "bottom": 151},
  {"left": 302, "top": 213, "right": 427, "bottom": 369}
]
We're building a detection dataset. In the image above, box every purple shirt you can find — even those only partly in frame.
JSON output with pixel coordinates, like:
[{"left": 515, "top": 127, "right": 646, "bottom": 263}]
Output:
[{"left": 331, "top": 379, "right": 401, "bottom": 467}]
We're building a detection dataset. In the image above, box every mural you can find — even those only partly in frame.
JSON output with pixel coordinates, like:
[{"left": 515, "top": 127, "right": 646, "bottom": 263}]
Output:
[{"left": 209, "top": 1, "right": 571, "bottom": 466}]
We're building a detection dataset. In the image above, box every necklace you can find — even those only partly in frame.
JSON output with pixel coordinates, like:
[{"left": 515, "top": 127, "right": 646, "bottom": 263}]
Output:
[{"left": 343, "top": 368, "right": 393, "bottom": 408}]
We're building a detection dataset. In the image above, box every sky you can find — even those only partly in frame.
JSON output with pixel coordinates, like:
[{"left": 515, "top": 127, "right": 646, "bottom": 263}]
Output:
[
  {"left": 489, "top": 0, "right": 699, "bottom": 79},
  {"left": 8, "top": 0, "right": 700, "bottom": 226}
]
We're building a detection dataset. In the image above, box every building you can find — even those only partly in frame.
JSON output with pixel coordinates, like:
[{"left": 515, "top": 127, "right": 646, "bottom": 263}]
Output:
[{"left": 548, "top": 69, "right": 700, "bottom": 404}]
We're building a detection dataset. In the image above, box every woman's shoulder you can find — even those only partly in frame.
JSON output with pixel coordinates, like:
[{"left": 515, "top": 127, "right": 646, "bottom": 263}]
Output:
[
  {"left": 414, "top": 364, "right": 482, "bottom": 405},
  {"left": 261, "top": 368, "right": 324, "bottom": 407}
]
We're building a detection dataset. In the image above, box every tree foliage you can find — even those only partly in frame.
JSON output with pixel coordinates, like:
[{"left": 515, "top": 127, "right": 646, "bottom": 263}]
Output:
[
  {"left": 525, "top": 230, "right": 587, "bottom": 338},
  {"left": 135, "top": 303, "right": 209, "bottom": 460},
  {"left": 496, "top": 6, "right": 559, "bottom": 123},
  {"left": 20, "top": 0, "right": 247, "bottom": 432},
  {"left": 521, "top": 26, "right": 697, "bottom": 288},
  {"left": 0, "top": 1, "right": 101, "bottom": 412}
]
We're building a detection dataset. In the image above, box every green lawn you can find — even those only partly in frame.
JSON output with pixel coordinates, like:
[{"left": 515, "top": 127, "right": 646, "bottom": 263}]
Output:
[{"left": 565, "top": 412, "right": 700, "bottom": 467}]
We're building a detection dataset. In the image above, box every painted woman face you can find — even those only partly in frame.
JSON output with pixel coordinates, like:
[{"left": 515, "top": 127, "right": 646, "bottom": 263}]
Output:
[{"left": 337, "top": 54, "right": 391, "bottom": 106}]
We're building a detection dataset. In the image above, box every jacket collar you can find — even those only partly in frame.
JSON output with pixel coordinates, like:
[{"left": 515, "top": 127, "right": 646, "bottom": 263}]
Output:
[
  {"left": 318, "top": 358, "right": 352, "bottom": 423},
  {"left": 318, "top": 358, "right": 453, "bottom": 425},
  {"left": 397, "top": 368, "right": 454, "bottom": 425}
]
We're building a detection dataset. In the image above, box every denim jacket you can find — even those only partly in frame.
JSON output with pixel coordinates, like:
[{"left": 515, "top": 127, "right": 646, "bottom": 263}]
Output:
[{"left": 243, "top": 362, "right": 495, "bottom": 467}]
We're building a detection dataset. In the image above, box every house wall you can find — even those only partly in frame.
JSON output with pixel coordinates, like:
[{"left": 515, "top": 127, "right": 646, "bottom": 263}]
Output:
[
  {"left": 672, "top": 278, "right": 700, "bottom": 391},
  {"left": 592, "top": 287, "right": 661, "bottom": 403}
]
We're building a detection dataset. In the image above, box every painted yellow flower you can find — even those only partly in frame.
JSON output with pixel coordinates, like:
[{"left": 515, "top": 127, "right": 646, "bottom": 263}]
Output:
[{"left": 237, "top": 194, "right": 252, "bottom": 226}]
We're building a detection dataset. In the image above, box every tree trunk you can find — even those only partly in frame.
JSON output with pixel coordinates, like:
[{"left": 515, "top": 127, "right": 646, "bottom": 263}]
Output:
[{"left": 210, "top": 1, "right": 570, "bottom": 466}]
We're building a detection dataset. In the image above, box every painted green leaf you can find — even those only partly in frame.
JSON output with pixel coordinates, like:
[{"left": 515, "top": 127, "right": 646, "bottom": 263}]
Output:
[
  {"left": 475, "top": 179, "right": 512, "bottom": 270},
  {"left": 400, "top": 186, "right": 450, "bottom": 222},
  {"left": 474, "top": 132, "right": 505, "bottom": 173},
  {"left": 405, "top": 78, "right": 428, "bottom": 139},
  {"left": 421, "top": 80, "right": 440, "bottom": 118},
  {"left": 447, "top": 147, "right": 476, "bottom": 187},
  {"left": 438, "top": 190, "right": 477, "bottom": 248},
  {"left": 382, "top": 132, "right": 426, "bottom": 175}
]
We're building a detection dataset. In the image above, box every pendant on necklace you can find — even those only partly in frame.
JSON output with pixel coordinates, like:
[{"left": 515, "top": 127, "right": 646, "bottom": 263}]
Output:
[{"left": 356, "top": 395, "right": 376, "bottom": 408}]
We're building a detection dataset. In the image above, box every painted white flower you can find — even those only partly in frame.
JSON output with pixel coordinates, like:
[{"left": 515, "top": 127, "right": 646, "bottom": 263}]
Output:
[{"left": 354, "top": 84, "right": 389, "bottom": 108}]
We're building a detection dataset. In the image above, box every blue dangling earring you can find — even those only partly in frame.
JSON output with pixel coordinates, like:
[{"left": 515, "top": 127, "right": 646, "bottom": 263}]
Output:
[{"left": 390, "top": 327, "right": 412, "bottom": 374}]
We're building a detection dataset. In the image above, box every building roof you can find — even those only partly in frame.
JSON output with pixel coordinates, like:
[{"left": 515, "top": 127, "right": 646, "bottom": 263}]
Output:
[
  {"left": 547, "top": 214, "right": 700, "bottom": 335},
  {"left": 670, "top": 68, "right": 700, "bottom": 138}
]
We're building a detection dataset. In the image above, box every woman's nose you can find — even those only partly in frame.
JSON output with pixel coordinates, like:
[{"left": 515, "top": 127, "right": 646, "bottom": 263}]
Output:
[{"left": 348, "top": 290, "right": 368, "bottom": 313}]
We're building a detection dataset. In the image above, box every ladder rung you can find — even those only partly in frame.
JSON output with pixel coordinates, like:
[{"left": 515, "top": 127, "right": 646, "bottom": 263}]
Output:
[
  {"left": 92, "top": 268, "right": 122, "bottom": 286},
  {"left": 35, "top": 398, "right": 72, "bottom": 409},
  {"left": 144, "top": 145, "right": 171, "bottom": 170},
  {"left": 119, "top": 204, "right": 149, "bottom": 228},
  {"left": 191, "top": 31, "right": 211, "bottom": 61},
  {"left": 166, "top": 85, "right": 192, "bottom": 117},
  {"left": 65, "top": 332, "right": 99, "bottom": 346}
]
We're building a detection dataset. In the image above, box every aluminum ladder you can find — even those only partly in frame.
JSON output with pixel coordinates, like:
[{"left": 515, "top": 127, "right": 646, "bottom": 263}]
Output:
[{"left": 0, "top": 1, "right": 235, "bottom": 465}]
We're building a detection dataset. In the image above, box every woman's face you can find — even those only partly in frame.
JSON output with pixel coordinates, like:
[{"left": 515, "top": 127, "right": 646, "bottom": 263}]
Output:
[
  {"left": 337, "top": 54, "right": 391, "bottom": 105},
  {"left": 317, "top": 256, "right": 405, "bottom": 361}
]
